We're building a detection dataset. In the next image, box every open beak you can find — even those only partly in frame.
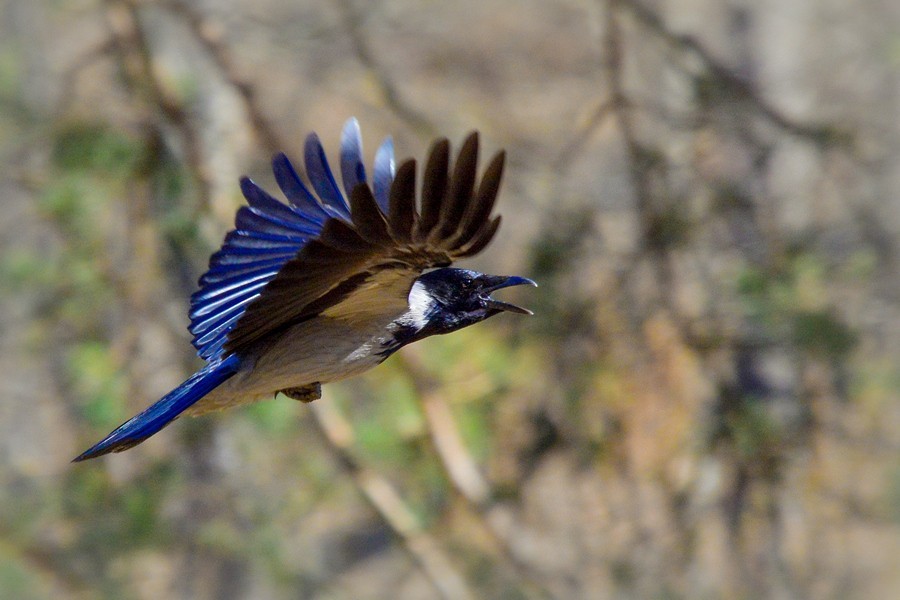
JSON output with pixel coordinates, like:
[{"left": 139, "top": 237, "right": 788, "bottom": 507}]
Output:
[{"left": 480, "top": 275, "right": 538, "bottom": 315}]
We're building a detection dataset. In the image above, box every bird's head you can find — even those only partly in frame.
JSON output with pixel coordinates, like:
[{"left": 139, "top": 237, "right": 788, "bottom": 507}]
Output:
[{"left": 407, "top": 268, "right": 536, "bottom": 338}]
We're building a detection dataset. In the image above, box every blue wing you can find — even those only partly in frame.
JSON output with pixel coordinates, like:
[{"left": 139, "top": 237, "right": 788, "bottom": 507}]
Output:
[{"left": 188, "top": 118, "right": 395, "bottom": 361}]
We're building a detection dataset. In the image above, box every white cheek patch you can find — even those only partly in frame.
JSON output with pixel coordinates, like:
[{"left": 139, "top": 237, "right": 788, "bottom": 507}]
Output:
[{"left": 407, "top": 281, "right": 435, "bottom": 329}]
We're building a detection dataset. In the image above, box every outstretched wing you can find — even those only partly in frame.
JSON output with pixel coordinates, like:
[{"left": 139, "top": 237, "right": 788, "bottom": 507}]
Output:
[
  {"left": 188, "top": 118, "right": 397, "bottom": 360},
  {"left": 222, "top": 130, "right": 504, "bottom": 356},
  {"left": 189, "top": 120, "right": 506, "bottom": 361}
]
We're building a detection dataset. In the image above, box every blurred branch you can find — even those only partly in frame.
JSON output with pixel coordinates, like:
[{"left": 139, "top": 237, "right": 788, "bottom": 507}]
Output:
[
  {"left": 32, "top": 36, "right": 116, "bottom": 122},
  {"left": 616, "top": 0, "right": 851, "bottom": 147},
  {"left": 162, "top": 0, "right": 287, "bottom": 154},
  {"left": 552, "top": 98, "right": 614, "bottom": 173},
  {"left": 309, "top": 400, "right": 475, "bottom": 600},
  {"left": 603, "top": 2, "right": 644, "bottom": 202},
  {"left": 334, "top": 0, "right": 437, "bottom": 137},
  {"left": 104, "top": 0, "right": 212, "bottom": 204},
  {"left": 397, "top": 352, "right": 554, "bottom": 600},
  {"left": 602, "top": 0, "right": 660, "bottom": 262},
  {"left": 397, "top": 353, "right": 492, "bottom": 506}
]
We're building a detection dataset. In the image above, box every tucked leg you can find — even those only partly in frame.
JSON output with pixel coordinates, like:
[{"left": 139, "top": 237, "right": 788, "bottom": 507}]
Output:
[{"left": 279, "top": 383, "right": 321, "bottom": 403}]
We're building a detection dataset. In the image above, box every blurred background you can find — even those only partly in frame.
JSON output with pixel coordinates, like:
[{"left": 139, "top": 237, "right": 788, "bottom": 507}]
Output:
[{"left": 2, "top": 0, "right": 899, "bottom": 598}]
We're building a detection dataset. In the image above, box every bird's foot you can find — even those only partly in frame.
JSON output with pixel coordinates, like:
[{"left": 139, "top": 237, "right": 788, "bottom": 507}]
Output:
[{"left": 280, "top": 383, "right": 321, "bottom": 403}]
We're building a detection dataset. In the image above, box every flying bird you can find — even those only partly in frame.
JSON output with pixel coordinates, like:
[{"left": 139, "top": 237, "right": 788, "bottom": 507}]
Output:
[{"left": 74, "top": 118, "right": 535, "bottom": 461}]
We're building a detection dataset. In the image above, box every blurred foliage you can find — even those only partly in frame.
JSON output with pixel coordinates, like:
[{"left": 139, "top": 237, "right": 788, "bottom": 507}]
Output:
[
  {"left": 52, "top": 123, "right": 145, "bottom": 175},
  {"left": 68, "top": 342, "right": 128, "bottom": 429},
  {"left": 737, "top": 250, "right": 858, "bottom": 358},
  {"left": 2, "top": 1, "right": 900, "bottom": 598}
]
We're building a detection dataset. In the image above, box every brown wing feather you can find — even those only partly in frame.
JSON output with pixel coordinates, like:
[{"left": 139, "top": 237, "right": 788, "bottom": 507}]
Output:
[
  {"left": 387, "top": 159, "right": 417, "bottom": 243},
  {"left": 456, "top": 150, "right": 504, "bottom": 246},
  {"left": 416, "top": 138, "right": 449, "bottom": 240},
  {"left": 349, "top": 184, "right": 392, "bottom": 246},
  {"left": 433, "top": 132, "right": 479, "bottom": 241},
  {"left": 458, "top": 215, "right": 502, "bottom": 258},
  {"left": 316, "top": 219, "right": 374, "bottom": 254},
  {"left": 222, "top": 131, "right": 506, "bottom": 357}
]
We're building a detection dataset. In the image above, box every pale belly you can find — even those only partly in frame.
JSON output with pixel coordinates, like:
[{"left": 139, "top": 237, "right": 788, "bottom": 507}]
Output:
[{"left": 186, "top": 316, "right": 395, "bottom": 415}]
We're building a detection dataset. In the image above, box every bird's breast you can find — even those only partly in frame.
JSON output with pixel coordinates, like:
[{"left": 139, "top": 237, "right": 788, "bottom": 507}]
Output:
[{"left": 205, "top": 314, "right": 399, "bottom": 406}]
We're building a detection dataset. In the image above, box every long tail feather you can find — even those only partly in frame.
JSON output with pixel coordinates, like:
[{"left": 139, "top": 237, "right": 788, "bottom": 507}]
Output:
[{"left": 72, "top": 355, "right": 241, "bottom": 462}]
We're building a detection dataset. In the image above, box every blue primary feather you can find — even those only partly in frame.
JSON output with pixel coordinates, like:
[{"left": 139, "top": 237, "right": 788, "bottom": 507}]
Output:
[
  {"left": 72, "top": 355, "right": 241, "bottom": 461},
  {"left": 340, "top": 117, "right": 367, "bottom": 193},
  {"left": 373, "top": 137, "right": 395, "bottom": 213},
  {"left": 304, "top": 132, "right": 352, "bottom": 219},
  {"left": 199, "top": 258, "right": 290, "bottom": 286},
  {"left": 271, "top": 153, "right": 330, "bottom": 224},
  {"left": 188, "top": 119, "right": 395, "bottom": 361}
]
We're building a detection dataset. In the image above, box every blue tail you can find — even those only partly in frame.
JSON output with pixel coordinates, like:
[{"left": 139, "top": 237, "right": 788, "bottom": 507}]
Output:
[{"left": 72, "top": 355, "right": 241, "bottom": 462}]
